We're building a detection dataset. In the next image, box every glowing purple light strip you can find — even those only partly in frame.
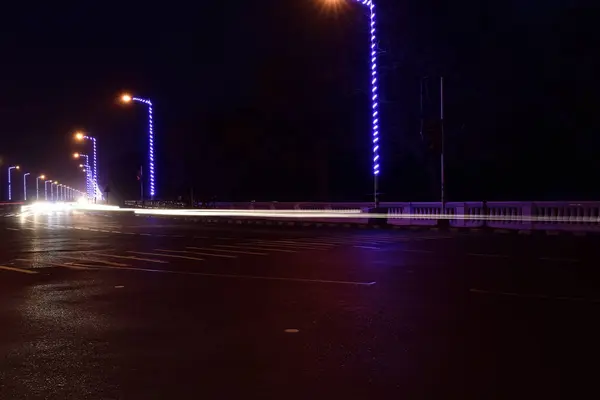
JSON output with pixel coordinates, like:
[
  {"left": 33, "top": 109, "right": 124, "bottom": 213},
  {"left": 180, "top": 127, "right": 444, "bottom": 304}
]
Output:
[
  {"left": 354, "top": 0, "right": 380, "bottom": 178},
  {"left": 83, "top": 135, "right": 98, "bottom": 198},
  {"left": 7, "top": 166, "right": 18, "bottom": 201},
  {"left": 132, "top": 97, "right": 155, "bottom": 199}
]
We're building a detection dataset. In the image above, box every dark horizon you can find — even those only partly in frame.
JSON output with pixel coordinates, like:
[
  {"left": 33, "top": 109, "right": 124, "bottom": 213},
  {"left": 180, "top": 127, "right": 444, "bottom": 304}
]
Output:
[{"left": 0, "top": 0, "right": 597, "bottom": 203}]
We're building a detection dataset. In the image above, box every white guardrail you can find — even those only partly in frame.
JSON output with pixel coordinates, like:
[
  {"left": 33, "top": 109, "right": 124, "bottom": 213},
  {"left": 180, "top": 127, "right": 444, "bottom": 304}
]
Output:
[
  {"left": 121, "top": 200, "right": 600, "bottom": 233},
  {"left": 210, "top": 201, "right": 600, "bottom": 232}
]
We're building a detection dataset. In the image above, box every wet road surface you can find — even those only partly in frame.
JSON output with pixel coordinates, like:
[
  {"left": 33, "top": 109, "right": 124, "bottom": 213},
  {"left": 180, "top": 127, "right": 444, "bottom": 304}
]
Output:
[{"left": 0, "top": 211, "right": 599, "bottom": 399}]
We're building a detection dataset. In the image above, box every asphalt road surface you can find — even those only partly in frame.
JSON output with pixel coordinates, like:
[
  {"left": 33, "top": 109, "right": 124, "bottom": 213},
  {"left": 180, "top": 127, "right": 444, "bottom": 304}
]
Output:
[{"left": 0, "top": 211, "right": 598, "bottom": 399}]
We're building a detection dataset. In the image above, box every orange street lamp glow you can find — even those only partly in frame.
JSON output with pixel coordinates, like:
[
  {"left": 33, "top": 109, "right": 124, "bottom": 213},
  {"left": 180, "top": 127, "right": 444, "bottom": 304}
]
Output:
[
  {"left": 75, "top": 132, "right": 84, "bottom": 140},
  {"left": 73, "top": 152, "right": 80, "bottom": 158},
  {"left": 121, "top": 94, "right": 132, "bottom": 103}
]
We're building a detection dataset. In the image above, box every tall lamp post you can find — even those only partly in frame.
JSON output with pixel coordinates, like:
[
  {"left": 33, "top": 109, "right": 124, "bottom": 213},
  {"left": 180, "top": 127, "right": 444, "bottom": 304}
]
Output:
[
  {"left": 121, "top": 94, "right": 156, "bottom": 200},
  {"left": 44, "top": 180, "right": 53, "bottom": 201},
  {"left": 75, "top": 131, "right": 100, "bottom": 201},
  {"left": 322, "top": 0, "right": 381, "bottom": 206},
  {"left": 8, "top": 165, "right": 20, "bottom": 201},
  {"left": 51, "top": 181, "right": 59, "bottom": 201},
  {"left": 74, "top": 153, "right": 91, "bottom": 198},
  {"left": 23, "top": 172, "right": 31, "bottom": 201},
  {"left": 36, "top": 175, "right": 46, "bottom": 200}
]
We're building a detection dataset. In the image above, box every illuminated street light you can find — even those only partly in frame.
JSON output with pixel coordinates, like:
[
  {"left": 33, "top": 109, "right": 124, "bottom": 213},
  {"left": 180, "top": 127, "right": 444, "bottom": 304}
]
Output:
[
  {"left": 322, "top": 0, "right": 381, "bottom": 206},
  {"left": 74, "top": 152, "right": 91, "bottom": 198},
  {"left": 23, "top": 172, "right": 31, "bottom": 201},
  {"left": 8, "top": 165, "right": 20, "bottom": 201},
  {"left": 121, "top": 93, "right": 156, "bottom": 200},
  {"left": 51, "top": 181, "right": 59, "bottom": 201},
  {"left": 36, "top": 175, "right": 45, "bottom": 200},
  {"left": 44, "top": 180, "right": 53, "bottom": 201},
  {"left": 74, "top": 131, "right": 99, "bottom": 201}
]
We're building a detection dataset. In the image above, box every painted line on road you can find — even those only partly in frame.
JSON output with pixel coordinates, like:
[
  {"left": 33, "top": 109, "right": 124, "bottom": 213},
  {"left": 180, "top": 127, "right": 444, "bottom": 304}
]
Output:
[
  {"left": 128, "top": 251, "right": 205, "bottom": 261},
  {"left": 354, "top": 245, "right": 380, "bottom": 250},
  {"left": 215, "top": 244, "right": 297, "bottom": 253},
  {"left": 467, "top": 253, "right": 509, "bottom": 258},
  {"left": 42, "top": 261, "right": 95, "bottom": 270},
  {"left": 57, "top": 255, "right": 130, "bottom": 267},
  {"left": 247, "top": 241, "right": 327, "bottom": 250},
  {"left": 470, "top": 288, "right": 600, "bottom": 303},
  {"left": 277, "top": 240, "right": 337, "bottom": 247},
  {"left": 88, "top": 252, "right": 170, "bottom": 264},
  {"left": 0, "top": 265, "right": 38, "bottom": 274},
  {"left": 155, "top": 249, "right": 237, "bottom": 259},
  {"left": 539, "top": 257, "right": 579, "bottom": 263},
  {"left": 6, "top": 227, "right": 19, "bottom": 231},
  {"left": 72, "top": 263, "right": 376, "bottom": 286},
  {"left": 140, "top": 233, "right": 152, "bottom": 236},
  {"left": 186, "top": 247, "right": 268, "bottom": 256}
]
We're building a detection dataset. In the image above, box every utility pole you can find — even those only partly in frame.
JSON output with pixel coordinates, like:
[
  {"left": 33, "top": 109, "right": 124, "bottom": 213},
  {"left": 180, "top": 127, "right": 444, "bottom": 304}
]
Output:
[{"left": 440, "top": 77, "right": 445, "bottom": 208}]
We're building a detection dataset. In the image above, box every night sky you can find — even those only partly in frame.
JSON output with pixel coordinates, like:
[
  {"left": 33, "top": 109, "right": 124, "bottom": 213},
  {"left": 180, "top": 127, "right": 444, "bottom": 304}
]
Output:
[{"left": 0, "top": 0, "right": 597, "bottom": 203}]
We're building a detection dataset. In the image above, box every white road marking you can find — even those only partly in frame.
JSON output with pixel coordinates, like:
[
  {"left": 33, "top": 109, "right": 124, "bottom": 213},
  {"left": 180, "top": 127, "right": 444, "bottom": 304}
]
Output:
[
  {"left": 140, "top": 233, "right": 152, "bottom": 236},
  {"left": 277, "top": 240, "right": 336, "bottom": 247},
  {"left": 539, "top": 257, "right": 579, "bottom": 263},
  {"left": 353, "top": 245, "right": 380, "bottom": 250},
  {"left": 155, "top": 249, "right": 237, "bottom": 259},
  {"left": 186, "top": 247, "right": 268, "bottom": 256},
  {"left": 127, "top": 251, "right": 205, "bottom": 261},
  {"left": 6, "top": 228, "right": 19, "bottom": 231},
  {"left": 470, "top": 288, "right": 600, "bottom": 303},
  {"left": 214, "top": 244, "right": 296, "bottom": 253},
  {"left": 247, "top": 241, "right": 326, "bottom": 250},
  {"left": 71, "top": 263, "right": 376, "bottom": 285},
  {"left": 467, "top": 253, "right": 509, "bottom": 258},
  {"left": 88, "top": 252, "right": 169, "bottom": 264},
  {"left": 0, "top": 265, "right": 37, "bottom": 274},
  {"left": 57, "top": 255, "right": 129, "bottom": 267}
]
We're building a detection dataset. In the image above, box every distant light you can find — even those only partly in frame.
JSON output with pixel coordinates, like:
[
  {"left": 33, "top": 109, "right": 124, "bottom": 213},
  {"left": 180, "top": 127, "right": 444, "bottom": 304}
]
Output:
[
  {"left": 75, "top": 132, "right": 84, "bottom": 140},
  {"left": 73, "top": 152, "right": 80, "bottom": 158},
  {"left": 121, "top": 94, "right": 132, "bottom": 103}
]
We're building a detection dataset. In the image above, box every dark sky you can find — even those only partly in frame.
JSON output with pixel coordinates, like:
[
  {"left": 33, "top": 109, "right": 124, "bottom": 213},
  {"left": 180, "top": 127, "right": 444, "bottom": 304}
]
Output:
[{"left": 0, "top": 0, "right": 597, "bottom": 202}]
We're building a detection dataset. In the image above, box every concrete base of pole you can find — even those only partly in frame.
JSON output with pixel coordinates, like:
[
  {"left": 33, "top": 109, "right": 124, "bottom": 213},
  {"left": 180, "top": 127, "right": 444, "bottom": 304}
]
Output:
[{"left": 367, "top": 207, "right": 389, "bottom": 227}]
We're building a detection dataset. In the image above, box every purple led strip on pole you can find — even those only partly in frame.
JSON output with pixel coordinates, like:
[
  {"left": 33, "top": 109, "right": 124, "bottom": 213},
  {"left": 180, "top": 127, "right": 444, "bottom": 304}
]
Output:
[
  {"left": 354, "top": 0, "right": 380, "bottom": 206},
  {"left": 132, "top": 97, "right": 155, "bottom": 200}
]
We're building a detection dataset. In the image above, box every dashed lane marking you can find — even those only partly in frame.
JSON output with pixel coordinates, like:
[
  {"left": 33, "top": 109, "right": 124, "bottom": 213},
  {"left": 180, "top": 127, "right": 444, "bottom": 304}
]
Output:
[
  {"left": 6, "top": 228, "right": 19, "bottom": 231},
  {"left": 214, "top": 244, "right": 297, "bottom": 253},
  {"left": 88, "top": 252, "right": 170, "bottom": 264},
  {"left": 274, "top": 240, "right": 337, "bottom": 247},
  {"left": 127, "top": 251, "right": 205, "bottom": 261},
  {"left": 246, "top": 241, "right": 327, "bottom": 250},
  {"left": 470, "top": 288, "right": 600, "bottom": 303},
  {"left": 467, "top": 253, "right": 509, "bottom": 258},
  {"left": 154, "top": 249, "right": 237, "bottom": 259},
  {"left": 62, "top": 263, "right": 377, "bottom": 286},
  {"left": 186, "top": 247, "right": 268, "bottom": 256},
  {"left": 0, "top": 265, "right": 37, "bottom": 274},
  {"left": 354, "top": 245, "right": 380, "bottom": 250},
  {"left": 57, "top": 255, "right": 130, "bottom": 267}
]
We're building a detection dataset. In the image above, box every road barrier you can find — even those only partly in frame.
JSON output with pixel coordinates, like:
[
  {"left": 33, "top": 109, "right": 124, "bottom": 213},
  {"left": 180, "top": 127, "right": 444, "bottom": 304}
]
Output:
[{"left": 121, "top": 200, "right": 600, "bottom": 233}]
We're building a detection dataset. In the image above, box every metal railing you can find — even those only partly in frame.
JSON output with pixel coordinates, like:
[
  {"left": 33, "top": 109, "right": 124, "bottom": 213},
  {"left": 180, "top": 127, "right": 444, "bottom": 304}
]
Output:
[{"left": 124, "top": 200, "right": 600, "bottom": 232}]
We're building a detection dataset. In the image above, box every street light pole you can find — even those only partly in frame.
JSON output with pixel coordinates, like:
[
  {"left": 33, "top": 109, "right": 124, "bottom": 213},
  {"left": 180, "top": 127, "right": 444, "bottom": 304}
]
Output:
[
  {"left": 121, "top": 94, "right": 156, "bottom": 200},
  {"left": 322, "top": 0, "right": 381, "bottom": 207},
  {"left": 23, "top": 173, "right": 30, "bottom": 201},
  {"left": 75, "top": 132, "right": 99, "bottom": 201},
  {"left": 44, "top": 180, "right": 53, "bottom": 201},
  {"left": 8, "top": 165, "right": 20, "bottom": 201},
  {"left": 36, "top": 175, "right": 45, "bottom": 200},
  {"left": 74, "top": 153, "right": 91, "bottom": 199}
]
